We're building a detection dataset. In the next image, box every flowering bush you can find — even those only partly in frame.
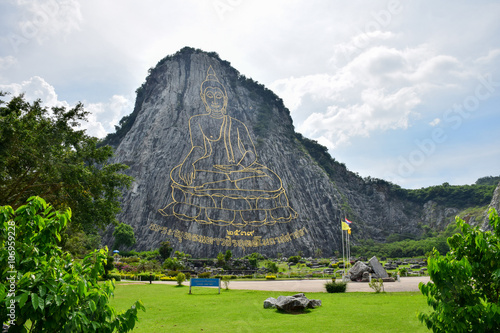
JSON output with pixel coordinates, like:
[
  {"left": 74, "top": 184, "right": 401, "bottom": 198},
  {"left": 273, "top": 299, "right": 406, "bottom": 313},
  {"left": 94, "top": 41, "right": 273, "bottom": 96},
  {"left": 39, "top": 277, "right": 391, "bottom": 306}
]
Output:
[{"left": 265, "top": 275, "right": 276, "bottom": 280}]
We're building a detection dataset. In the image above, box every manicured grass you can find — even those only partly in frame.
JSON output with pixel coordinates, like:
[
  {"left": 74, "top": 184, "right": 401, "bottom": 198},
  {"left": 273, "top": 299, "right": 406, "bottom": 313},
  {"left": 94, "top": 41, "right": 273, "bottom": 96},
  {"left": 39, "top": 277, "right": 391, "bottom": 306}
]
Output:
[{"left": 110, "top": 283, "right": 430, "bottom": 332}]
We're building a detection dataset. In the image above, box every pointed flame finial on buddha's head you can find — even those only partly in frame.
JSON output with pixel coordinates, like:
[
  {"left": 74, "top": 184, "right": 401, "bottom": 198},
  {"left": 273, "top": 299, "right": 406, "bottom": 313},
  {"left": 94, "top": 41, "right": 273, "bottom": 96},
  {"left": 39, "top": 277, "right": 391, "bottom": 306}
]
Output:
[{"left": 200, "top": 66, "right": 228, "bottom": 117}]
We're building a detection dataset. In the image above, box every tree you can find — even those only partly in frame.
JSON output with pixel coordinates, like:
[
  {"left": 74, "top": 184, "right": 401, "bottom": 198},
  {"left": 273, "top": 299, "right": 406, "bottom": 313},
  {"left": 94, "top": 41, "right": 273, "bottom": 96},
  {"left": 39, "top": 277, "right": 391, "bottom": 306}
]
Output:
[
  {"left": 158, "top": 241, "right": 173, "bottom": 261},
  {"left": 113, "top": 223, "right": 136, "bottom": 250},
  {"left": 0, "top": 93, "right": 133, "bottom": 233},
  {"left": 265, "top": 260, "right": 279, "bottom": 273},
  {"left": 418, "top": 209, "right": 500, "bottom": 332},
  {"left": 224, "top": 249, "right": 232, "bottom": 262},
  {"left": 163, "top": 258, "right": 184, "bottom": 271},
  {"left": 216, "top": 252, "right": 225, "bottom": 267},
  {"left": 0, "top": 196, "right": 144, "bottom": 332}
]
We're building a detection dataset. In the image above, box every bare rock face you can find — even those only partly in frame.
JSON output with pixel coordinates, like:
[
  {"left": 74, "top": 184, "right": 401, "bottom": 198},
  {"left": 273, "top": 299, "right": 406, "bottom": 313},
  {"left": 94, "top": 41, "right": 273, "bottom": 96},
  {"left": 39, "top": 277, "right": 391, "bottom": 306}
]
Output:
[
  {"left": 103, "top": 47, "right": 484, "bottom": 257},
  {"left": 105, "top": 48, "right": 345, "bottom": 257},
  {"left": 482, "top": 182, "right": 500, "bottom": 230},
  {"left": 368, "top": 256, "right": 389, "bottom": 279}
]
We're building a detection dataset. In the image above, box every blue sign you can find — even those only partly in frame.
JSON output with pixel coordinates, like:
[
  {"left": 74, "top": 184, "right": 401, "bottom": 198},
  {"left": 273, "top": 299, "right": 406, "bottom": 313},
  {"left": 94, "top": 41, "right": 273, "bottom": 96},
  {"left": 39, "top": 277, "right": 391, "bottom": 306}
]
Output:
[{"left": 189, "top": 278, "right": 220, "bottom": 294}]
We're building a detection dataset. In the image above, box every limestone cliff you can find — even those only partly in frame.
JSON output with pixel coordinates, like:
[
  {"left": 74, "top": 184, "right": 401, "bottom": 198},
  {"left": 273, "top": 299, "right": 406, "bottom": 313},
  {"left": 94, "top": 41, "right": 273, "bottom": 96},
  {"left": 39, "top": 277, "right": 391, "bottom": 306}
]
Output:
[{"left": 102, "top": 48, "right": 494, "bottom": 257}]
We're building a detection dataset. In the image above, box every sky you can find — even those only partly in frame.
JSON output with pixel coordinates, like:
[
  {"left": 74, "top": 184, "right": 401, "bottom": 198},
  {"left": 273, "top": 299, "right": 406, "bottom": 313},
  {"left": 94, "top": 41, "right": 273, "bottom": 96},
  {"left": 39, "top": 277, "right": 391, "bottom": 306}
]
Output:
[{"left": 1, "top": 0, "right": 499, "bottom": 189}]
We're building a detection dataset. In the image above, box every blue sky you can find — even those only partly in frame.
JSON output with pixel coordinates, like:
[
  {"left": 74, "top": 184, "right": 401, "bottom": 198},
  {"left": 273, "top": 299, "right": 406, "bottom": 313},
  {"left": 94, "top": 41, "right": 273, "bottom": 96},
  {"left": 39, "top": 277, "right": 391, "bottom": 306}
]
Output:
[{"left": 1, "top": 0, "right": 499, "bottom": 189}]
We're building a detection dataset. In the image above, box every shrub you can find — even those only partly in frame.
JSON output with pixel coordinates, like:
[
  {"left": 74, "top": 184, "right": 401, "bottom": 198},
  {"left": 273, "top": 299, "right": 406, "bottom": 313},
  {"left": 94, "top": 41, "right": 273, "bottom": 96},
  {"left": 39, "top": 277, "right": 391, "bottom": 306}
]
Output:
[
  {"left": 198, "top": 272, "right": 211, "bottom": 278},
  {"left": 0, "top": 196, "right": 144, "bottom": 332},
  {"left": 176, "top": 272, "right": 186, "bottom": 286},
  {"left": 368, "top": 278, "right": 384, "bottom": 293},
  {"left": 221, "top": 275, "right": 231, "bottom": 290},
  {"left": 418, "top": 209, "right": 500, "bottom": 332},
  {"left": 106, "top": 273, "right": 122, "bottom": 281},
  {"left": 166, "top": 270, "right": 180, "bottom": 277},
  {"left": 325, "top": 280, "right": 347, "bottom": 293},
  {"left": 160, "top": 276, "right": 176, "bottom": 281},
  {"left": 137, "top": 272, "right": 156, "bottom": 281},
  {"left": 265, "top": 275, "right": 277, "bottom": 280},
  {"left": 288, "top": 255, "right": 301, "bottom": 264}
]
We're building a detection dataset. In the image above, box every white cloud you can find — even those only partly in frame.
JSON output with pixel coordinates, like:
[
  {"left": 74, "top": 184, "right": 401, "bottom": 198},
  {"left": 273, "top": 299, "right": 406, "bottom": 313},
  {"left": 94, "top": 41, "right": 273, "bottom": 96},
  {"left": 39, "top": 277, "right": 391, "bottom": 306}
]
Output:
[
  {"left": 14, "top": 0, "right": 82, "bottom": 43},
  {"left": 0, "top": 76, "right": 133, "bottom": 138},
  {"left": 0, "top": 56, "right": 17, "bottom": 70},
  {"left": 0, "top": 75, "right": 68, "bottom": 107},
  {"left": 271, "top": 41, "right": 498, "bottom": 151},
  {"left": 84, "top": 95, "right": 134, "bottom": 137}
]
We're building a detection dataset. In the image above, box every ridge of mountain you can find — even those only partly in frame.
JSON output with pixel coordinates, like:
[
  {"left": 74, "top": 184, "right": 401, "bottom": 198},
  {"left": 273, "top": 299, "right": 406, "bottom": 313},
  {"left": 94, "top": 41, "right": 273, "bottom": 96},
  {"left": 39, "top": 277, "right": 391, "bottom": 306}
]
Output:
[{"left": 102, "top": 47, "right": 498, "bottom": 256}]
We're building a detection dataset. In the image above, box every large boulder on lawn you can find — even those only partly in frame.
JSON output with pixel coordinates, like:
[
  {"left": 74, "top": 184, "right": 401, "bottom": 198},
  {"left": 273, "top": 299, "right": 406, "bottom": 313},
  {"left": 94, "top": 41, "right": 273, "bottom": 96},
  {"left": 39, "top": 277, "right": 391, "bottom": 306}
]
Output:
[
  {"left": 369, "top": 256, "right": 389, "bottom": 279},
  {"left": 271, "top": 293, "right": 322, "bottom": 313},
  {"left": 348, "top": 261, "right": 371, "bottom": 281}
]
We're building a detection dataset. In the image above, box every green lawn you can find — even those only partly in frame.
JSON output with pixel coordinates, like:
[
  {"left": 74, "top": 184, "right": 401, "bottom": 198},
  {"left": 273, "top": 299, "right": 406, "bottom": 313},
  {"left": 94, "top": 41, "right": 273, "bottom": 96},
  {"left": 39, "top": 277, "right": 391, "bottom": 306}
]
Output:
[{"left": 110, "top": 283, "right": 430, "bottom": 332}]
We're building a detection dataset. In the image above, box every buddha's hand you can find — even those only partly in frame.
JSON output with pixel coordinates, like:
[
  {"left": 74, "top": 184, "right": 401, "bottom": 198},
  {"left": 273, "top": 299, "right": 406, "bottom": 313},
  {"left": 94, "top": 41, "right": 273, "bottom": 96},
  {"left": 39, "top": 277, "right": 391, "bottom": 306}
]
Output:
[
  {"left": 214, "top": 164, "right": 242, "bottom": 172},
  {"left": 179, "top": 163, "right": 196, "bottom": 185}
]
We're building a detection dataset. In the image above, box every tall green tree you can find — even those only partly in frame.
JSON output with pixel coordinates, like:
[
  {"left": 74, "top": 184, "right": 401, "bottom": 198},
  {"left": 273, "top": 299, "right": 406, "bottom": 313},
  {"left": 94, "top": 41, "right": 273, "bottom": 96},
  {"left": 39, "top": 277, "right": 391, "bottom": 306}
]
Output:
[
  {"left": 0, "top": 93, "right": 132, "bottom": 233},
  {"left": 158, "top": 241, "right": 173, "bottom": 261},
  {"left": 113, "top": 223, "right": 136, "bottom": 250},
  {"left": 0, "top": 196, "right": 144, "bottom": 332},
  {"left": 418, "top": 209, "right": 500, "bottom": 332}
]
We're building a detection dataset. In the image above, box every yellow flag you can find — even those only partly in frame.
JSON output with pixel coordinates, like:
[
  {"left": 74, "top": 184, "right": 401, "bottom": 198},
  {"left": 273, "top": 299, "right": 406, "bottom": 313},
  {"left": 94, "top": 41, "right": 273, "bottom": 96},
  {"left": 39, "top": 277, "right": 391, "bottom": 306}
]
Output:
[
  {"left": 348, "top": 228, "right": 351, "bottom": 235},
  {"left": 341, "top": 222, "right": 350, "bottom": 230}
]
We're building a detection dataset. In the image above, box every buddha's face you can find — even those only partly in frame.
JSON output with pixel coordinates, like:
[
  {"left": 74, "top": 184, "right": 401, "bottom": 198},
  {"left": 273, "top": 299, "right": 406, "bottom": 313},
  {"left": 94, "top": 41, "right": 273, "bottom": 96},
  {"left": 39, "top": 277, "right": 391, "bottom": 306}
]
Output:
[{"left": 202, "top": 87, "right": 227, "bottom": 117}]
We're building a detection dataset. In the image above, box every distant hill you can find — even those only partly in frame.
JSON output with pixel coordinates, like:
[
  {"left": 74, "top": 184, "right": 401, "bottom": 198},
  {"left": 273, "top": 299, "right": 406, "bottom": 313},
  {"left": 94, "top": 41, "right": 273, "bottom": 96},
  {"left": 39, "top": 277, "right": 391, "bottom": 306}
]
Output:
[{"left": 101, "top": 47, "right": 499, "bottom": 256}]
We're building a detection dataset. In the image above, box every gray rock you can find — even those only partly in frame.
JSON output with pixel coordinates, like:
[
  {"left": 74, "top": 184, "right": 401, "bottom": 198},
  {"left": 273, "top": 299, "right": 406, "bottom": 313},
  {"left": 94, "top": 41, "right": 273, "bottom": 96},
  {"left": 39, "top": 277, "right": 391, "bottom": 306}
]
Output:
[
  {"left": 368, "top": 256, "right": 388, "bottom": 279},
  {"left": 273, "top": 294, "right": 321, "bottom": 313},
  {"left": 263, "top": 297, "right": 277, "bottom": 309},
  {"left": 348, "top": 261, "right": 371, "bottom": 281},
  {"left": 307, "top": 299, "right": 322, "bottom": 309}
]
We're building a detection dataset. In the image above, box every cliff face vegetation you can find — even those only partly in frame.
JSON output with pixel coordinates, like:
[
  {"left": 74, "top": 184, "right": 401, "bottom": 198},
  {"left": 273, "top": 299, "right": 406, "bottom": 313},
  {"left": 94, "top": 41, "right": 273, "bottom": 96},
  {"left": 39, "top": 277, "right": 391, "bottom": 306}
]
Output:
[{"left": 102, "top": 47, "right": 498, "bottom": 257}]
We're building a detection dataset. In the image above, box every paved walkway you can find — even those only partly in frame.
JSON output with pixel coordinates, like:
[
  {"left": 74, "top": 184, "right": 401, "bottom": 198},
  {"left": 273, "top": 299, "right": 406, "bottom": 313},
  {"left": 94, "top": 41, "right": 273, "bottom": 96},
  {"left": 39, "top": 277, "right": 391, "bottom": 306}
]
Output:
[{"left": 123, "top": 276, "right": 430, "bottom": 292}]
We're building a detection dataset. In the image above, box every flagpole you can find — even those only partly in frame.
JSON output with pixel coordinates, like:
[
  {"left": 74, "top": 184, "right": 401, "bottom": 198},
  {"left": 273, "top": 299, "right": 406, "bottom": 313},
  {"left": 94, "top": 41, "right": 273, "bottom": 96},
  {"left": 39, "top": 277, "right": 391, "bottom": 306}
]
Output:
[
  {"left": 340, "top": 213, "right": 345, "bottom": 280},
  {"left": 344, "top": 215, "right": 351, "bottom": 274}
]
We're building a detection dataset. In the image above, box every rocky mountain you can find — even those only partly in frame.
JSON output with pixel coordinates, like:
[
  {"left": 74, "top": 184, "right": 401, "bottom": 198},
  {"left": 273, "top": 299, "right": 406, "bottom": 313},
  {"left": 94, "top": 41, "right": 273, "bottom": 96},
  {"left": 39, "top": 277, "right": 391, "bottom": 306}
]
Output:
[{"left": 102, "top": 47, "right": 496, "bottom": 257}]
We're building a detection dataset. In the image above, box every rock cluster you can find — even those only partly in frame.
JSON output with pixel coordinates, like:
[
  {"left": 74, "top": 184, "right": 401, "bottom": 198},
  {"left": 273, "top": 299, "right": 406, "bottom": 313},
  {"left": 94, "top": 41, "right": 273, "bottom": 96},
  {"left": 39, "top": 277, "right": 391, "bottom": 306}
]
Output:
[
  {"left": 348, "top": 256, "right": 394, "bottom": 281},
  {"left": 264, "top": 293, "right": 321, "bottom": 313}
]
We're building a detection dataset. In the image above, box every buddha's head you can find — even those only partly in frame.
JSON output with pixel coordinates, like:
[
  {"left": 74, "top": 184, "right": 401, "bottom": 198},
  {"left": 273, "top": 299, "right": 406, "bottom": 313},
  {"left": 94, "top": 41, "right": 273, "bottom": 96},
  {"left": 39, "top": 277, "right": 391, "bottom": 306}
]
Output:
[{"left": 200, "top": 66, "right": 228, "bottom": 118}]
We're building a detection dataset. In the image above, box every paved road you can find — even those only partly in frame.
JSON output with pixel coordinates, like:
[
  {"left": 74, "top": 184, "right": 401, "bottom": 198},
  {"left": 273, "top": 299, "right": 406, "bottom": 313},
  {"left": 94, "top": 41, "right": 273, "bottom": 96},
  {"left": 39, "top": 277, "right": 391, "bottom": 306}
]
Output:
[
  {"left": 229, "top": 276, "right": 430, "bottom": 292},
  {"left": 126, "top": 276, "right": 430, "bottom": 293}
]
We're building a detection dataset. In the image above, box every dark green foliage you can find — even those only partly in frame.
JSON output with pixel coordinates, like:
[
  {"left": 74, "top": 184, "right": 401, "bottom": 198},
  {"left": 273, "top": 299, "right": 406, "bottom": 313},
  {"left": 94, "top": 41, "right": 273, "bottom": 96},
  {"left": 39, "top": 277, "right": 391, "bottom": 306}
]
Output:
[
  {"left": 112, "top": 223, "right": 136, "bottom": 250},
  {"left": 325, "top": 280, "right": 347, "bottom": 293},
  {"left": 383, "top": 181, "right": 496, "bottom": 208},
  {"left": 158, "top": 241, "right": 173, "bottom": 261},
  {"left": 288, "top": 255, "right": 302, "bottom": 264},
  {"left": 352, "top": 235, "right": 450, "bottom": 258},
  {"left": 224, "top": 249, "right": 232, "bottom": 262},
  {"left": 197, "top": 272, "right": 211, "bottom": 278},
  {"left": 163, "top": 257, "right": 184, "bottom": 271},
  {"left": 120, "top": 249, "right": 160, "bottom": 260},
  {"left": 216, "top": 251, "right": 225, "bottom": 266},
  {"left": 475, "top": 175, "right": 500, "bottom": 186},
  {"left": 103, "top": 255, "right": 115, "bottom": 278},
  {"left": 0, "top": 93, "right": 132, "bottom": 233},
  {"left": 296, "top": 133, "right": 344, "bottom": 176},
  {"left": 352, "top": 224, "right": 459, "bottom": 258},
  {"left": 265, "top": 261, "right": 279, "bottom": 273},
  {"left": 0, "top": 196, "right": 144, "bottom": 332},
  {"left": 245, "top": 252, "right": 265, "bottom": 268},
  {"left": 418, "top": 209, "right": 500, "bottom": 332}
]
